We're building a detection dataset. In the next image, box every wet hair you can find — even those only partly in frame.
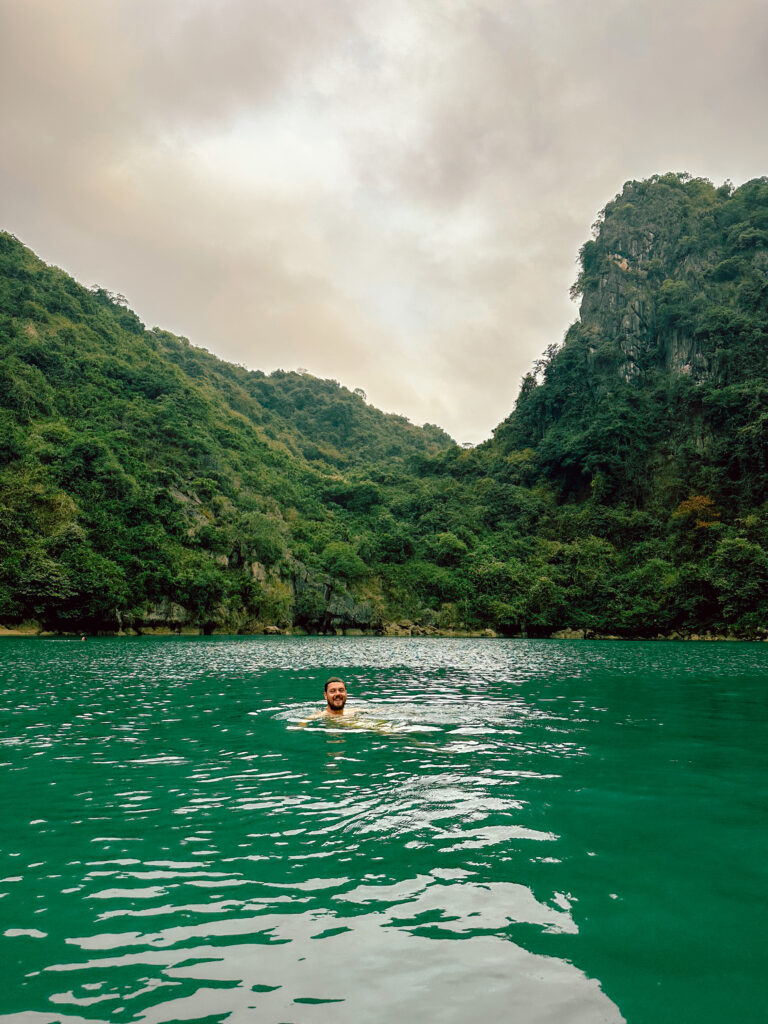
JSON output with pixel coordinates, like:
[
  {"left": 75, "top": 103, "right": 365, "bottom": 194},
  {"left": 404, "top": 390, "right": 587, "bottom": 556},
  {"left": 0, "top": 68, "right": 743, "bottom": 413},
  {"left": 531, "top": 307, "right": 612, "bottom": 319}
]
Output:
[{"left": 324, "top": 676, "right": 345, "bottom": 694}]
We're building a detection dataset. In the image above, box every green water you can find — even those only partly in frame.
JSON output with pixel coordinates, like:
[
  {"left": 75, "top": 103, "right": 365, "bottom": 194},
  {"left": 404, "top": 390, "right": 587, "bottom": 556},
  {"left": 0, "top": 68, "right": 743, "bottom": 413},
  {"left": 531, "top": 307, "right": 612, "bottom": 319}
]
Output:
[{"left": 0, "top": 637, "right": 766, "bottom": 1024}]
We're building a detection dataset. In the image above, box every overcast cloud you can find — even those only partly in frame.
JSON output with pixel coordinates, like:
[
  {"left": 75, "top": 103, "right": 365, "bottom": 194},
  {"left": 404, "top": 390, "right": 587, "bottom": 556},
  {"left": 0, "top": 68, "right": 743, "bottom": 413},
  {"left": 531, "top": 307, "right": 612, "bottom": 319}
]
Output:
[{"left": 2, "top": 0, "right": 767, "bottom": 442}]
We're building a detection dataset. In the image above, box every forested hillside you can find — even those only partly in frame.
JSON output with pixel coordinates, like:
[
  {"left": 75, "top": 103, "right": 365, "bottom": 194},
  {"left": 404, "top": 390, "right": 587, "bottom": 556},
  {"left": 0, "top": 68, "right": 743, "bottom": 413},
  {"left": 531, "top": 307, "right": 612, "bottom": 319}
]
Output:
[
  {"left": 438, "top": 173, "right": 768, "bottom": 637},
  {"left": 0, "top": 232, "right": 452, "bottom": 634},
  {"left": 2, "top": 172, "right": 767, "bottom": 638}
]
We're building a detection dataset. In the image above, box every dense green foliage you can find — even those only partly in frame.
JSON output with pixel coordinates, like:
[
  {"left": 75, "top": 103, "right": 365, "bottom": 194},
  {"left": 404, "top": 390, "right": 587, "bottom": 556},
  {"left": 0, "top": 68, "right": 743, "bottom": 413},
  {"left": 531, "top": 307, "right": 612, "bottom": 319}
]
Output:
[
  {"left": 0, "top": 232, "right": 451, "bottom": 632},
  {"left": 2, "top": 172, "right": 767, "bottom": 636}
]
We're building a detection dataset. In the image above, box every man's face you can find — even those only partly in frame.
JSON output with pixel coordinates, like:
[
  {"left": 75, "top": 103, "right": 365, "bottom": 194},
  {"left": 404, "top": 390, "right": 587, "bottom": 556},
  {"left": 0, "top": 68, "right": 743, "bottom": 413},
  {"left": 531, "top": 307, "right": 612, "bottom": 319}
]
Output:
[{"left": 325, "top": 680, "right": 347, "bottom": 712}]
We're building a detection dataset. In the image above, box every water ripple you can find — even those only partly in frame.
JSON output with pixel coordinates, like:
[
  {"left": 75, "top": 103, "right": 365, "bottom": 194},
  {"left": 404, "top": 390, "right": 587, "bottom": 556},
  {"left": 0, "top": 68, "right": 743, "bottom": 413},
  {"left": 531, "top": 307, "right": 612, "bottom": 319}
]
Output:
[{"left": 2, "top": 636, "right": 767, "bottom": 1022}]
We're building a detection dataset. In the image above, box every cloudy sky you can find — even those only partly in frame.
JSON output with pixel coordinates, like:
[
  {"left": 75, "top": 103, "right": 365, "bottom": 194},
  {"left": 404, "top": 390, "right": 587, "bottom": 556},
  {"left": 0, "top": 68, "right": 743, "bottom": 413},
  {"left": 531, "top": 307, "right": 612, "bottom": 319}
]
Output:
[{"left": 2, "top": 0, "right": 767, "bottom": 442}]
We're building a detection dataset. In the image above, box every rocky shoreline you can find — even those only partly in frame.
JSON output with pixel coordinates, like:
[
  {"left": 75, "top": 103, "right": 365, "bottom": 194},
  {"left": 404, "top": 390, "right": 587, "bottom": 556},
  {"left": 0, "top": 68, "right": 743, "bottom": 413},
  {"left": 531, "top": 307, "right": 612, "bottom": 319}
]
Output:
[{"left": 1, "top": 620, "right": 765, "bottom": 642}]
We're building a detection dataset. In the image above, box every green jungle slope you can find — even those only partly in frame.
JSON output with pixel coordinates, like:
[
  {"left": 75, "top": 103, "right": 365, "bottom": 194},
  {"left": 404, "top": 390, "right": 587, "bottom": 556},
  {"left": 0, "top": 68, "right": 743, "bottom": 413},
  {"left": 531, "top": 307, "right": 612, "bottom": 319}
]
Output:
[{"left": 2, "top": 172, "right": 768, "bottom": 638}]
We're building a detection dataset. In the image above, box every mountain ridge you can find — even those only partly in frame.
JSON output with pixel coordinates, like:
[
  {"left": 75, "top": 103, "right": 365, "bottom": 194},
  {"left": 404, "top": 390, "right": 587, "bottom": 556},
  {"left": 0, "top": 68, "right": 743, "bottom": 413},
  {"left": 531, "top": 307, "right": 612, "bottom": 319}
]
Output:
[{"left": 2, "top": 171, "right": 768, "bottom": 638}]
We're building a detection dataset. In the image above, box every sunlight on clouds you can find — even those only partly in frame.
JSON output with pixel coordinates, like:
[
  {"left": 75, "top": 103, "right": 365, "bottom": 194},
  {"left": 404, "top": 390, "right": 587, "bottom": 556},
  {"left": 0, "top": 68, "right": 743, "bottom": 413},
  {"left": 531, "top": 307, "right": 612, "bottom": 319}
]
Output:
[
  {"left": 189, "top": 106, "right": 357, "bottom": 196},
  {"left": 1, "top": 0, "right": 768, "bottom": 441}
]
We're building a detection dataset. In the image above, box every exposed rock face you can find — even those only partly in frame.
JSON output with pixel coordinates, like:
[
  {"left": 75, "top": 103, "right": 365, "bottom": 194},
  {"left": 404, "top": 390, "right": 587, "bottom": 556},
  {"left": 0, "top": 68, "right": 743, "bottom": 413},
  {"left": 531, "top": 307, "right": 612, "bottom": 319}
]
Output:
[
  {"left": 133, "top": 599, "right": 191, "bottom": 630},
  {"left": 325, "top": 588, "right": 382, "bottom": 631},
  {"left": 129, "top": 599, "right": 252, "bottom": 635},
  {"left": 493, "top": 173, "right": 768, "bottom": 515},
  {"left": 576, "top": 178, "right": 717, "bottom": 389},
  {"left": 290, "top": 561, "right": 383, "bottom": 633},
  {"left": 112, "top": 561, "right": 386, "bottom": 636}
]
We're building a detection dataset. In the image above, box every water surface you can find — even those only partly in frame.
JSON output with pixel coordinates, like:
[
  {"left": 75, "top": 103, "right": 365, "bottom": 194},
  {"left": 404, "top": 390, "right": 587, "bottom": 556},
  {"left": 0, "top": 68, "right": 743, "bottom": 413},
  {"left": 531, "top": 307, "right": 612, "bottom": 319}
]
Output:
[{"left": 1, "top": 637, "right": 766, "bottom": 1023}]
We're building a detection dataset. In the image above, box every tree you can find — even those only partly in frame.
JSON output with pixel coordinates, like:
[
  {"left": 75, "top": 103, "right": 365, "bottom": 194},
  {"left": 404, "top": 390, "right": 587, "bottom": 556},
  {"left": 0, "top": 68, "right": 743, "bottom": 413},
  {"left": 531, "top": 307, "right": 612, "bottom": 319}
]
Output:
[
  {"left": 708, "top": 537, "right": 768, "bottom": 630},
  {"left": 321, "top": 542, "right": 368, "bottom": 583}
]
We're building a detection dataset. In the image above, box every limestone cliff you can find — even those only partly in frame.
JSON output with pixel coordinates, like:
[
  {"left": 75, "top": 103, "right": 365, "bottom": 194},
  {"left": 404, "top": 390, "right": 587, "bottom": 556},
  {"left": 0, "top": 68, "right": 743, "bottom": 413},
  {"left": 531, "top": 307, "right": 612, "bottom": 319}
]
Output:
[{"left": 495, "top": 173, "right": 768, "bottom": 505}]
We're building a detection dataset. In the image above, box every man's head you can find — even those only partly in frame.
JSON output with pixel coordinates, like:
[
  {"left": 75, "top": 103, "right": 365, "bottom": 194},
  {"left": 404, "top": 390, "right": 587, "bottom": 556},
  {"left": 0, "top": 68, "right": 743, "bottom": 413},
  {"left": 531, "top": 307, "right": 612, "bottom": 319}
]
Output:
[{"left": 324, "top": 677, "right": 347, "bottom": 713}]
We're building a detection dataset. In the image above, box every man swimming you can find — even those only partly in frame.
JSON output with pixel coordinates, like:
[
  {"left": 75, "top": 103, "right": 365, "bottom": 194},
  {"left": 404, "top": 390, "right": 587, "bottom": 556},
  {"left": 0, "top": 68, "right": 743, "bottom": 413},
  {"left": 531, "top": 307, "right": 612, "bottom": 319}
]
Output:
[
  {"left": 323, "top": 677, "right": 350, "bottom": 716},
  {"left": 297, "top": 677, "right": 356, "bottom": 726}
]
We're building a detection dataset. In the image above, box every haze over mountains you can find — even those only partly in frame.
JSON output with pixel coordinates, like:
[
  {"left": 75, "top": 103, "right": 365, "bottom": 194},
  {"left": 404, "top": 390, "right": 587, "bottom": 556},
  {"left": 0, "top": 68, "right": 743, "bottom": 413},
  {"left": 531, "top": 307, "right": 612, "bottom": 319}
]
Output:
[{"left": 1, "top": 173, "right": 767, "bottom": 638}]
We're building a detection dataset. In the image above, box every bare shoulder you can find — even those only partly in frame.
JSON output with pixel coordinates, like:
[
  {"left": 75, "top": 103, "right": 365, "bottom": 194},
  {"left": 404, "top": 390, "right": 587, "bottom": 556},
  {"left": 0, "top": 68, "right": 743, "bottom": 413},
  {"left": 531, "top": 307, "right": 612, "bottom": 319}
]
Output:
[
  {"left": 297, "top": 710, "right": 326, "bottom": 727},
  {"left": 298, "top": 707, "right": 358, "bottom": 727}
]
